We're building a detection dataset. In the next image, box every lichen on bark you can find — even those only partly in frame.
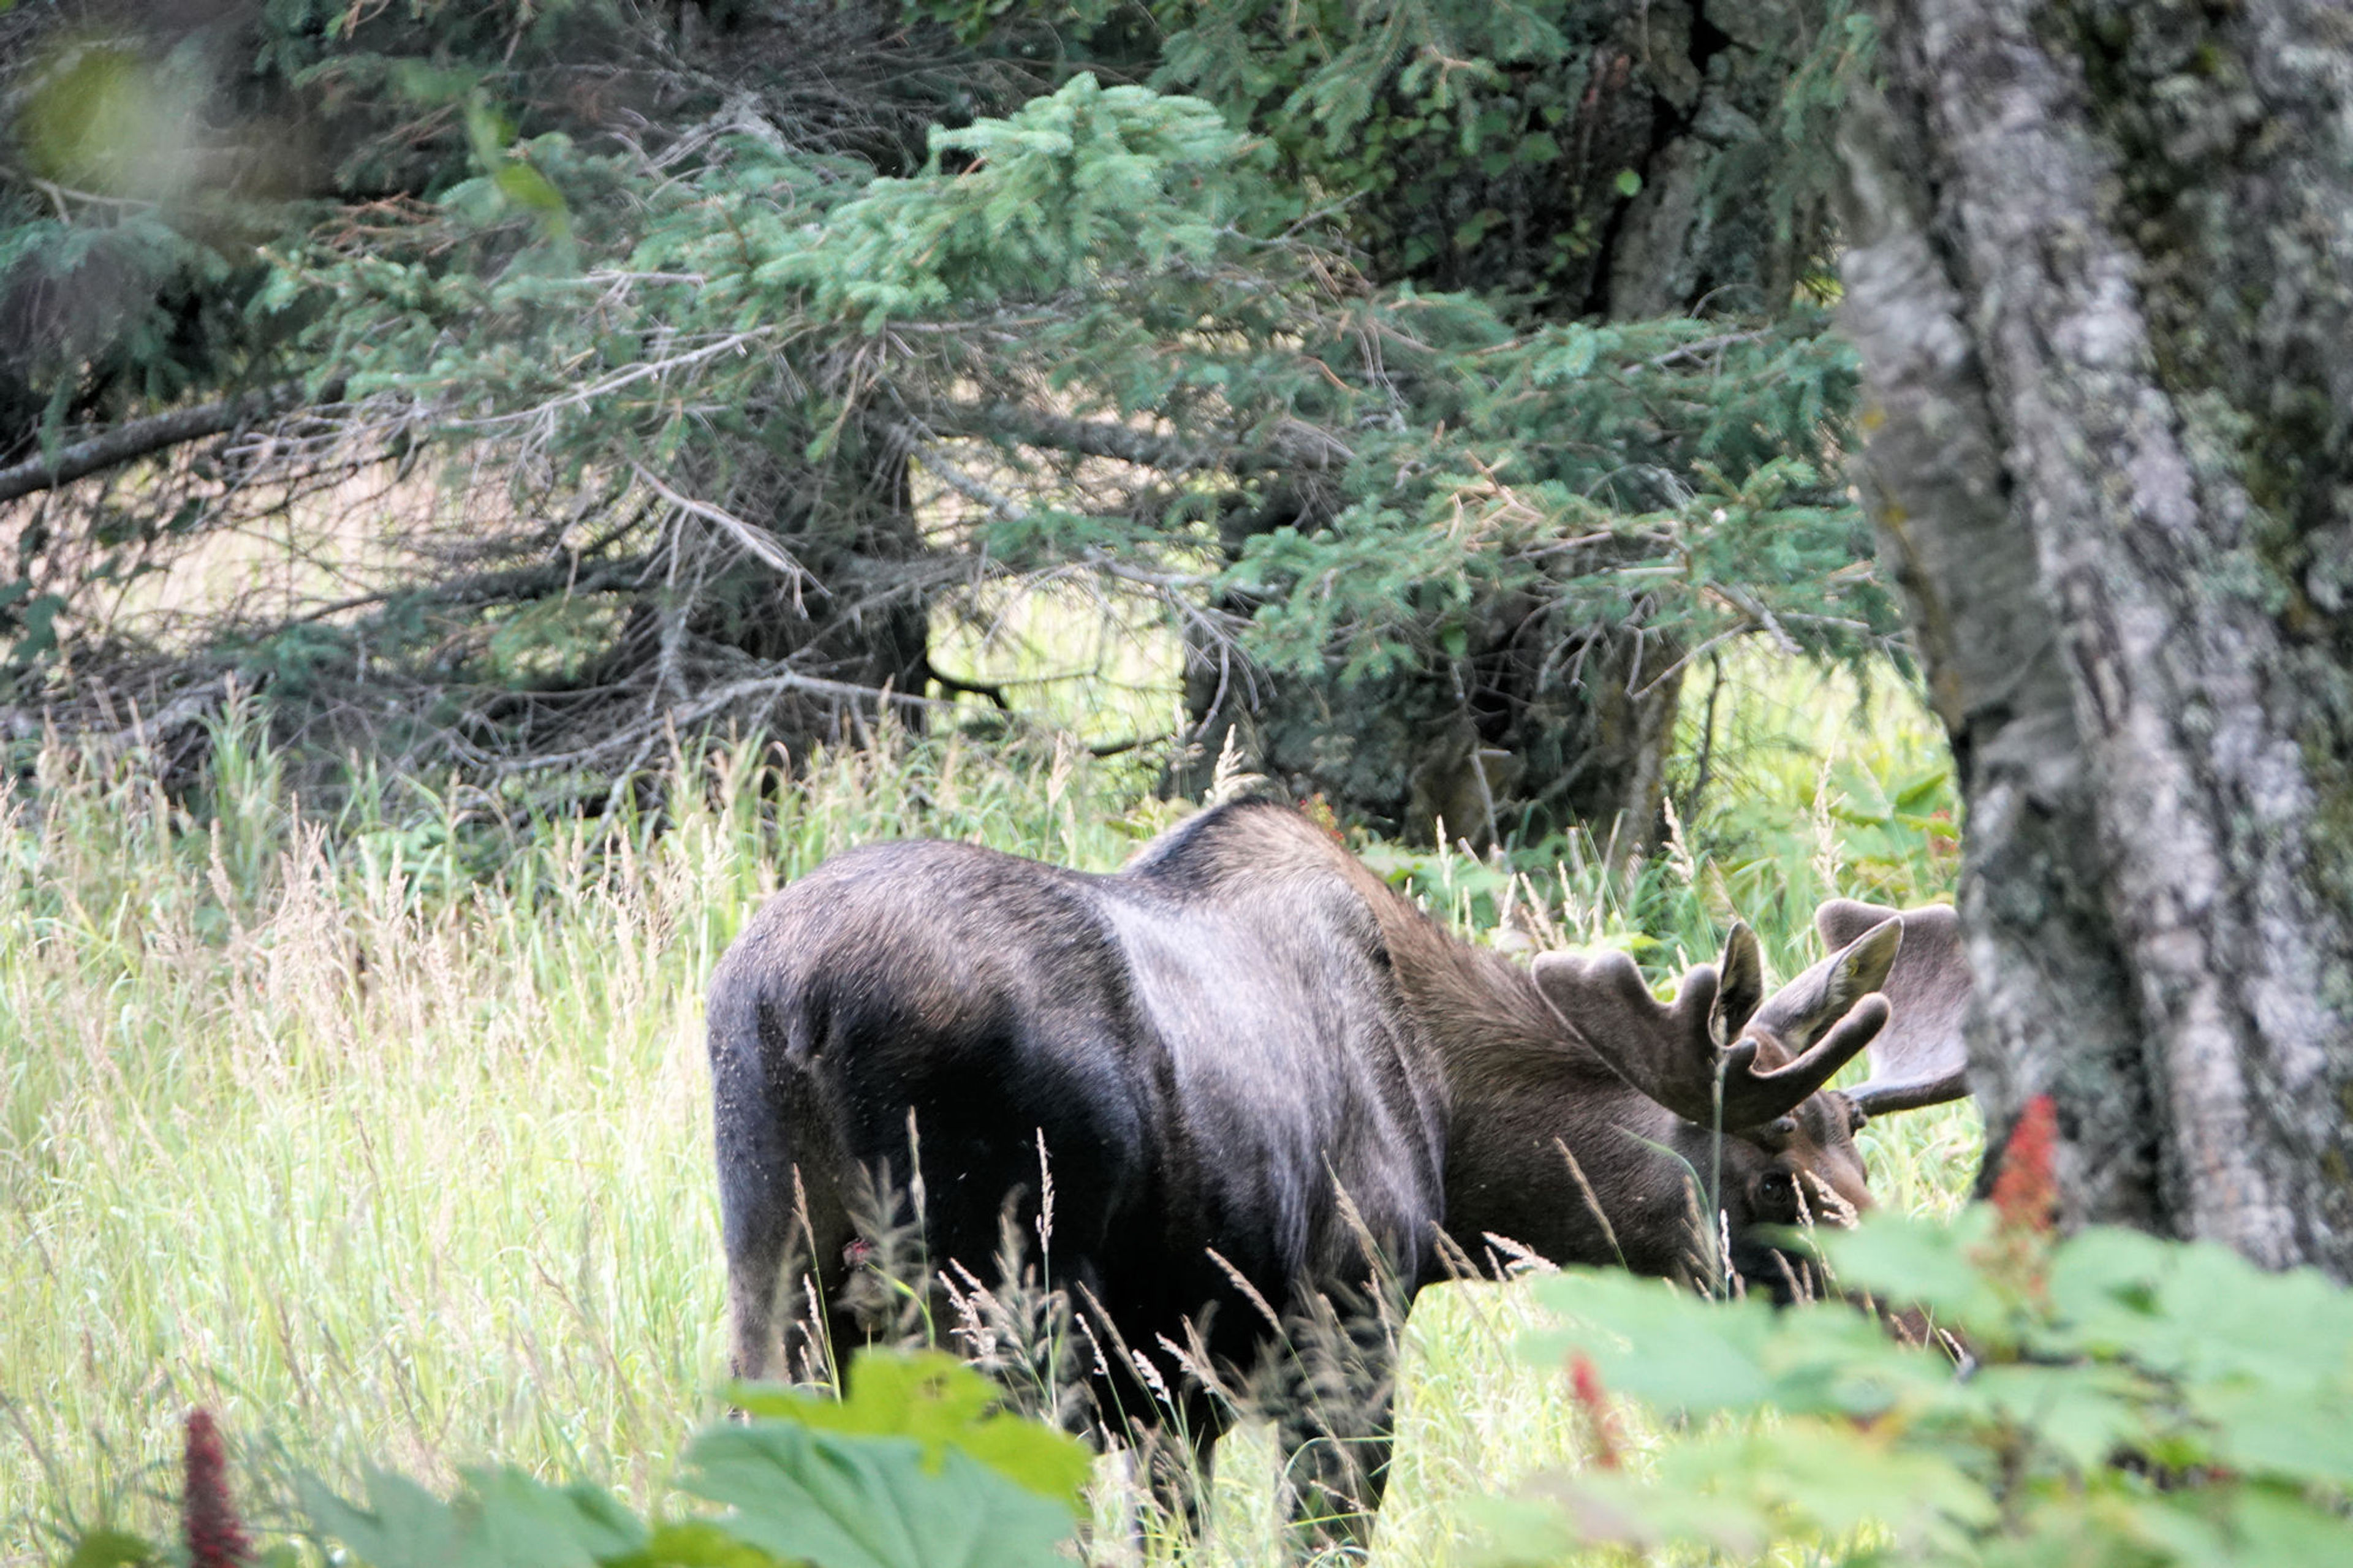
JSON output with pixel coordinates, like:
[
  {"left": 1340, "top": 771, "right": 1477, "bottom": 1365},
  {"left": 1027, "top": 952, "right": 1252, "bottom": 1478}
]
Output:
[{"left": 1840, "top": 0, "right": 2353, "bottom": 1274}]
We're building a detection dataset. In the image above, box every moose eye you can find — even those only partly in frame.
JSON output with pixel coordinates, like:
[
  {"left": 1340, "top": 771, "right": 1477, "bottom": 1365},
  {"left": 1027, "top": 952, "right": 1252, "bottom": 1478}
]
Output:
[{"left": 1759, "top": 1170, "right": 1795, "bottom": 1198}]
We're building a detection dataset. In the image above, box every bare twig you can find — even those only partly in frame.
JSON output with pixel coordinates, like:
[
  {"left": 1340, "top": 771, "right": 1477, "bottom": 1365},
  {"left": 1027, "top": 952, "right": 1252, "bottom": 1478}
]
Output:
[
  {"left": 497, "top": 670, "right": 950, "bottom": 775},
  {"left": 629, "top": 462, "right": 814, "bottom": 601}
]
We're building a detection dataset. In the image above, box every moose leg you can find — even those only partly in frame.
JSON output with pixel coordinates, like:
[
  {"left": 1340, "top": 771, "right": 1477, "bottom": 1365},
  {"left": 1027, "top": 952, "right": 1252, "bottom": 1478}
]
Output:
[
  {"left": 1159, "top": 1389, "right": 1226, "bottom": 1534},
  {"left": 718, "top": 1153, "right": 797, "bottom": 1382},
  {"left": 715, "top": 1096, "right": 847, "bottom": 1384},
  {"left": 1276, "top": 1305, "right": 1398, "bottom": 1556},
  {"left": 1279, "top": 1403, "right": 1392, "bottom": 1556}
]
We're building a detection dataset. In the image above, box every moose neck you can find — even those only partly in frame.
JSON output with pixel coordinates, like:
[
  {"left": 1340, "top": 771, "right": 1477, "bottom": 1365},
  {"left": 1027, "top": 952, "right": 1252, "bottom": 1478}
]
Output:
[{"left": 1349, "top": 885, "right": 1702, "bottom": 1284}]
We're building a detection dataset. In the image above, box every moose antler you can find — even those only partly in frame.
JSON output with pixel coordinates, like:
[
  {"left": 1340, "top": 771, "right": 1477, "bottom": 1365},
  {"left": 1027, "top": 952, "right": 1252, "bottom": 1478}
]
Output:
[
  {"left": 1816, "top": 900, "right": 1972, "bottom": 1119},
  {"left": 1531, "top": 919, "right": 1901, "bottom": 1131}
]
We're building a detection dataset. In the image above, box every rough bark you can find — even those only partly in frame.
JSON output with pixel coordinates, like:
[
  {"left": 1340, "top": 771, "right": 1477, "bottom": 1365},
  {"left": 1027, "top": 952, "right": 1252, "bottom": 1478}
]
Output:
[{"left": 1840, "top": 0, "right": 2353, "bottom": 1273}]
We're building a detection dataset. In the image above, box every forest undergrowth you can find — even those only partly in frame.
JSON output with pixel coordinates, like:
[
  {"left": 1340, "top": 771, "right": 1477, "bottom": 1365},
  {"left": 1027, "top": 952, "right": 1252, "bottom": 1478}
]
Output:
[{"left": 0, "top": 661, "right": 1977, "bottom": 1566}]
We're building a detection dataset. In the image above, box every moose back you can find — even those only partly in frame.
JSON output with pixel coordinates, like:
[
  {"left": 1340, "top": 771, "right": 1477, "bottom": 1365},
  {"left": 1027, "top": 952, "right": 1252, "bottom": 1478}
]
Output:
[{"left": 706, "top": 801, "right": 1970, "bottom": 1537}]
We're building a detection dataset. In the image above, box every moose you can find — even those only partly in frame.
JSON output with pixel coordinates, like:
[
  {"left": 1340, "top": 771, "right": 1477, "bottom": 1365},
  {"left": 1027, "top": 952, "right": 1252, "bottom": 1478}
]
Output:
[{"left": 707, "top": 800, "right": 1971, "bottom": 1541}]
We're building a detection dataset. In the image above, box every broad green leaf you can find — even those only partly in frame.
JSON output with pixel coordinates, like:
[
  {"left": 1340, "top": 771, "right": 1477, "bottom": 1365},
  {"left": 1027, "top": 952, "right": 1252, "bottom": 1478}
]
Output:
[
  {"left": 1531, "top": 1270, "right": 1939, "bottom": 1422},
  {"left": 2047, "top": 1227, "right": 2353, "bottom": 1393},
  {"left": 459, "top": 1467, "right": 650, "bottom": 1568},
  {"left": 300, "top": 1465, "right": 650, "bottom": 1568},
  {"left": 298, "top": 1468, "right": 467, "bottom": 1568},
  {"left": 64, "top": 1531, "right": 157, "bottom": 1568},
  {"left": 1483, "top": 1422, "right": 1987, "bottom": 1563},
  {"left": 2188, "top": 1377, "right": 2353, "bottom": 1488},
  {"left": 1528, "top": 1270, "right": 1782, "bottom": 1414},
  {"left": 494, "top": 162, "right": 569, "bottom": 217},
  {"left": 608, "top": 1521, "right": 781, "bottom": 1568},
  {"left": 686, "top": 1420, "right": 1075, "bottom": 1568},
  {"left": 1816, "top": 1207, "right": 2017, "bottom": 1336},
  {"left": 2226, "top": 1481, "right": 2353, "bottom": 1564},
  {"left": 1474, "top": 1469, "right": 1771, "bottom": 1561},
  {"left": 1673, "top": 1422, "right": 1991, "bottom": 1545},
  {"left": 1995, "top": 1488, "right": 2222, "bottom": 1568},
  {"left": 729, "top": 1349, "right": 1091, "bottom": 1506},
  {"left": 1933, "top": 1362, "right": 2154, "bottom": 1475}
]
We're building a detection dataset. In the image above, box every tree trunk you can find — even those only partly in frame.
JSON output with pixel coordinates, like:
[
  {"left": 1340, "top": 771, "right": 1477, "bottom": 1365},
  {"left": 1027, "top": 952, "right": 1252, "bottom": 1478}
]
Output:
[{"left": 1838, "top": 0, "right": 2353, "bottom": 1273}]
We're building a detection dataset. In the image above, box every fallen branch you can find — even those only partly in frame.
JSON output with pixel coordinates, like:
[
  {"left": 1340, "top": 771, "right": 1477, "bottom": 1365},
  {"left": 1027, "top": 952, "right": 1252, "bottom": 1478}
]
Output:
[
  {"left": 292, "top": 555, "right": 657, "bottom": 624},
  {"left": 0, "top": 673, "right": 235, "bottom": 749},
  {"left": 0, "top": 382, "right": 344, "bottom": 504}
]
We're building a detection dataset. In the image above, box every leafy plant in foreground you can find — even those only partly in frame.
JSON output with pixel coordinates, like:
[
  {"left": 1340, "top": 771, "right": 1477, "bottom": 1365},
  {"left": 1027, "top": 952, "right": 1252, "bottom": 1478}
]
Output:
[
  {"left": 60, "top": 1351, "right": 1090, "bottom": 1568},
  {"left": 1493, "top": 1097, "right": 2353, "bottom": 1564}
]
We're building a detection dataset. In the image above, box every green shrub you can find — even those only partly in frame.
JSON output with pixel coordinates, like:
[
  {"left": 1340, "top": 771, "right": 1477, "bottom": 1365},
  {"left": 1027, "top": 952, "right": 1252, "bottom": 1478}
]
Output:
[{"left": 1495, "top": 1099, "right": 2353, "bottom": 1565}]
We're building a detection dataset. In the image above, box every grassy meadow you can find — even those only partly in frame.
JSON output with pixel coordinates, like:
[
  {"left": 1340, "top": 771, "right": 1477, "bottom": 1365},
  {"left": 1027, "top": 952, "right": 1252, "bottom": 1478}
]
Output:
[{"left": 0, "top": 660, "right": 1977, "bottom": 1567}]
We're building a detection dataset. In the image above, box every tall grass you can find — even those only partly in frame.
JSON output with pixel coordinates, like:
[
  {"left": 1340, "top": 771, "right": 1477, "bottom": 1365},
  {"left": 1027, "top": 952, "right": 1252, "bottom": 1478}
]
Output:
[{"left": 0, "top": 671, "right": 1976, "bottom": 1566}]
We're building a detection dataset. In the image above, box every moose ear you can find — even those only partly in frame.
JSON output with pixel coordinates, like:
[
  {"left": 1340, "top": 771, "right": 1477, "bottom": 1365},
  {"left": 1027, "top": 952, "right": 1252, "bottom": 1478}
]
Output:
[
  {"left": 1709, "top": 922, "right": 1765, "bottom": 1047},
  {"left": 1817, "top": 898, "right": 1901, "bottom": 953},
  {"left": 1751, "top": 914, "right": 1903, "bottom": 1048}
]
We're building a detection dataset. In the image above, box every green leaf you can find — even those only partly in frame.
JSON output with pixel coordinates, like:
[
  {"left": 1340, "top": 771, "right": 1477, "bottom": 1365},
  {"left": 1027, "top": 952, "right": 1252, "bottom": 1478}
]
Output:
[
  {"left": 608, "top": 1521, "right": 781, "bottom": 1568},
  {"left": 465, "top": 91, "right": 517, "bottom": 172},
  {"left": 459, "top": 1466, "right": 651, "bottom": 1567},
  {"left": 1663, "top": 1421, "right": 1993, "bottom": 1547},
  {"left": 1613, "top": 168, "right": 1642, "bottom": 197},
  {"left": 299, "top": 1465, "right": 651, "bottom": 1568},
  {"left": 2189, "top": 1377, "right": 2353, "bottom": 1488},
  {"left": 493, "top": 162, "right": 569, "bottom": 217},
  {"left": 685, "top": 1420, "right": 1075, "bottom": 1568},
  {"left": 1939, "top": 1362, "right": 2154, "bottom": 1475},
  {"left": 1890, "top": 770, "right": 1950, "bottom": 812},
  {"left": 1814, "top": 1206, "right": 2018, "bottom": 1337},
  {"left": 729, "top": 1349, "right": 1091, "bottom": 1506},
  {"left": 1485, "top": 1422, "right": 1989, "bottom": 1562},
  {"left": 2227, "top": 1482, "right": 2353, "bottom": 1563},
  {"left": 64, "top": 1530, "right": 158, "bottom": 1568},
  {"left": 2045, "top": 1227, "right": 2353, "bottom": 1396},
  {"left": 298, "top": 1468, "right": 467, "bottom": 1568},
  {"left": 1528, "top": 1270, "right": 1782, "bottom": 1415},
  {"left": 1474, "top": 1471, "right": 1771, "bottom": 1562}
]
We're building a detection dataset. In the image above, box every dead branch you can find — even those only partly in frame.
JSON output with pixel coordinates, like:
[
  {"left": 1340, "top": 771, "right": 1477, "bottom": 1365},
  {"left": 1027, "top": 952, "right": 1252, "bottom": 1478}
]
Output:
[
  {"left": 499, "top": 669, "right": 953, "bottom": 775},
  {"left": 0, "top": 673, "right": 232, "bottom": 749},
  {"left": 0, "top": 382, "right": 345, "bottom": 504}
]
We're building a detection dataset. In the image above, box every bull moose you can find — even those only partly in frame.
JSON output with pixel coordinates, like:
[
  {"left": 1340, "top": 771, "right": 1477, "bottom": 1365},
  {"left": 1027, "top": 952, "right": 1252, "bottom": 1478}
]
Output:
[{"left": 707, "top": 800, "right": 1970, "bottom": 1541}]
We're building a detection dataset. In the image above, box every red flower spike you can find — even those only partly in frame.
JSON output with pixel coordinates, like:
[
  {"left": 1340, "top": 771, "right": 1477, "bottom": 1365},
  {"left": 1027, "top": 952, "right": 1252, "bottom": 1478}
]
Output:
[
  {"left": 1971, "top": 1093, "right": 2061, "bottom": 1306},
  {"left": 183, "top": 1408, "right": 251, "bottom": 1568},
  {"left": 1567, "top": 1352, "right": 1621, "bottom": 1470},
  {"left": 1991, "top": 1094, "right": 2059, "bottom": 1237}
]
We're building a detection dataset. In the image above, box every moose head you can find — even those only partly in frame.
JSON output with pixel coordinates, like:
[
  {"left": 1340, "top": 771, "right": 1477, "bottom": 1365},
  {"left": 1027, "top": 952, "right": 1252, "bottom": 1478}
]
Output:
[{"left": 1518, "top": 899, "right": 1974, "bottom": 1294}]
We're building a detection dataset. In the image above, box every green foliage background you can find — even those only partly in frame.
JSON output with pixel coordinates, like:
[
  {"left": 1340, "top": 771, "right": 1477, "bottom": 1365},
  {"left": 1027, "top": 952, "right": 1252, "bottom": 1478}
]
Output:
[{"left": 1, "top": 0, "right": 1890, "bottom": 841}]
